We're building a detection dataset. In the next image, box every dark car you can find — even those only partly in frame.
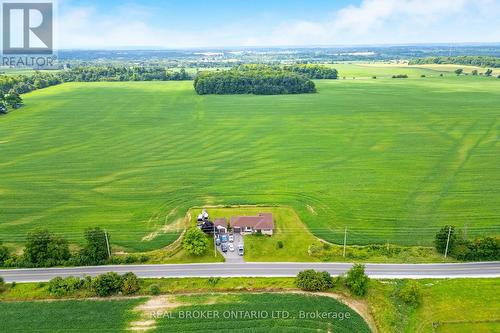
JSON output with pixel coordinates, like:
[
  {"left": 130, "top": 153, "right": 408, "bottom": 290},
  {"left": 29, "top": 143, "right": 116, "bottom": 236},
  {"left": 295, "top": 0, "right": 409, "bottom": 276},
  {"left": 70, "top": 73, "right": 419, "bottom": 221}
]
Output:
[{"left": 221, "top": 243, "right": 228, "bottom": 253}]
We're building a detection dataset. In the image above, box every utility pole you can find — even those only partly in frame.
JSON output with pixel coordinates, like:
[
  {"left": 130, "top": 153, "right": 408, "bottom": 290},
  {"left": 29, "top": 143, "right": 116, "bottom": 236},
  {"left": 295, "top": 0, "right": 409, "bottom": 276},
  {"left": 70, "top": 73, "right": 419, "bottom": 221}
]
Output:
[
  {"left": 343, "top": 227, "right": 347, "bottom": 258},
  {"left": 444, "top": 226, "right": 452, "bottom": 259},
  {"left": 214, "top": 222, "right": 217, "bottom": 257},
  {"left": 104, "top": 230, "right": 111, "bottom": 259}
]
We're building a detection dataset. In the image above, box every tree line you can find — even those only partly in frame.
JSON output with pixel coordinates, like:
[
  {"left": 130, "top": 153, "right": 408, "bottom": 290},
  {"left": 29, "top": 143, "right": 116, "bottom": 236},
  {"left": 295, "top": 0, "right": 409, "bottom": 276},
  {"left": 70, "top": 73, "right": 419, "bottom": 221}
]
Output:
[
  {"left": 409, "top": 56, "right": 500, "bottom": 68},
  {"left": 0, "top": 66, "right": 193, "bottom": 98},
  {"left": 194, "top": 67, "right": 316, "bottom": 95},
  {"left": 0, "top": 228, "right": 149, "bottom": 268},
  {"left": 434, "top": 226, "right": 499, "bottom": 261}
]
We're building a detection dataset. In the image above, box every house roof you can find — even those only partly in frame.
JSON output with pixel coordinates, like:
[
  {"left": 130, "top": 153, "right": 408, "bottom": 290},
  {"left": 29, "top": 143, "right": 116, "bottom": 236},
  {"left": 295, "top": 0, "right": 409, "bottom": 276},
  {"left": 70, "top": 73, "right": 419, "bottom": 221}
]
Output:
[
  {"left": 214, "top": 218, "right": 227, "bottom": 228},
  {"left": 230, "top": 213, "right": 274, "bottom": 230}
]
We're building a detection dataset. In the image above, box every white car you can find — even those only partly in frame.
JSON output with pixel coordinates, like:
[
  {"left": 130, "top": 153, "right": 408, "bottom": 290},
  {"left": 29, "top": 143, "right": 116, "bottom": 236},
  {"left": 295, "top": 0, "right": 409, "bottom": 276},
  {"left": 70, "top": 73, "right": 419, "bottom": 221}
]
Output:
[
  {"left": 228, "top": 243, "right": 235, "bottom": 252},
  {"left": 228, "top": 234, "right": 234, "bottom": 242}
]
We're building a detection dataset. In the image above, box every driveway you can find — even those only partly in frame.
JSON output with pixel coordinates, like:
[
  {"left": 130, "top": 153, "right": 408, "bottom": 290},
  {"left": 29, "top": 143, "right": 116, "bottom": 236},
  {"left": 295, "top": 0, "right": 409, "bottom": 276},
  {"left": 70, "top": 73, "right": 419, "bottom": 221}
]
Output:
[{"left": 217, "top": 233, "right": 244, "bottom": 263}]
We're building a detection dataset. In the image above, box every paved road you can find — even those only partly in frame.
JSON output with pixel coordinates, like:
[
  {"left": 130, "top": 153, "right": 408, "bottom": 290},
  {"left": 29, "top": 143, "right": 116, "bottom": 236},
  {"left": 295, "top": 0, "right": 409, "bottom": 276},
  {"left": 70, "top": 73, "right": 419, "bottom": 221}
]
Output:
[{"left": 1, "top": 262, "right": 499, "bottom": 283}]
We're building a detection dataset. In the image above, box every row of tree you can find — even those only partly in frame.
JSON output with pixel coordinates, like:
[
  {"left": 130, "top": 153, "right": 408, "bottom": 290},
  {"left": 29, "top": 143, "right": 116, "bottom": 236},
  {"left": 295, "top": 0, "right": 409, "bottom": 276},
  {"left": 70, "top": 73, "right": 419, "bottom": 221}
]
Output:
[
  {"left": 434, "top": 226, "right": 499, "bottom": 260},
  {"left": 194, "top": 68, "right": 316, "bottom": 95},
  {"left": 0, "top": 227, "right": 111, "bottom": 268},
  {"left": 409, "top": 56, "right": 500, "bottom": 68},
  {"left": 0, "top": 66, "right": 193, "bottom": 97},
  {"left": 237, "top": 64, "right": 338, "bottom": 79}
]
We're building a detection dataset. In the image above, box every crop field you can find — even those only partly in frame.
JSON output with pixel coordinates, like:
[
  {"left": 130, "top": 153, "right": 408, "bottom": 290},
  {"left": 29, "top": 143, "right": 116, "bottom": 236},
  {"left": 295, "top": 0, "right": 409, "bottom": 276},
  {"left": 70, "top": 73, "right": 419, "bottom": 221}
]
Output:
[
  {"left": 0, "top": 298, "right": 143, "bottom": 332},
  {"left": 152, "top": 293, "right": 371, "bottom": 332},
  {"left": 1, "top": 70, "right": 499, "bottom": 251}
]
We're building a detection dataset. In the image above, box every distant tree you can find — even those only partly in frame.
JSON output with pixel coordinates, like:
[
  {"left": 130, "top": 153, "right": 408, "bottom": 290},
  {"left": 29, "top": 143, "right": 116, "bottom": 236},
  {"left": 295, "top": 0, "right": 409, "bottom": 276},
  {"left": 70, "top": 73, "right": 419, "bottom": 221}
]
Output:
[
  {"left": 471, "top": 69, "right": 478, "bottom": 76},
  {"left": 398, "top": 280, "right": 422, "bottom": 306},
  {"left": 80, "top": 227, "right": 110, "bottom": 265},
  {"left": 345, "top": 264, "right": 369, "bottom": 296},
  {"left": 434, "top": 225, "right": 457, "bottom": 254},
  {"left": 24, "top": 229, "right": 70, "bottom": 267},
  {"left": 182, "top": 227, "right": 208, "bottom": 255},
  {"left": 485, "top": 69, "right": 493, "bottom": 76},
  {"left": 454, "top": 68, "right": 463, "bottom": 75}
]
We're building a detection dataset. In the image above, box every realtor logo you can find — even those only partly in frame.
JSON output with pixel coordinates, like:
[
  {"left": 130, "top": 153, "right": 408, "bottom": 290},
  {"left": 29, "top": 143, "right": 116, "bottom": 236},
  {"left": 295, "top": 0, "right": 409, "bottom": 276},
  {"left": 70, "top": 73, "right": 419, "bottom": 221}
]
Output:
[{"left": 2, "top": 2, "right": 53, "bottom": 54}]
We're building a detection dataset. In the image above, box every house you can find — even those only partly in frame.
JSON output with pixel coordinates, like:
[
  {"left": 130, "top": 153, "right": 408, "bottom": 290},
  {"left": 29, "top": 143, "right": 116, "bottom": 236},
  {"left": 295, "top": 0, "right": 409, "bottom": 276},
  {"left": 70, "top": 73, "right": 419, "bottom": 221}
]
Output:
[
  {"left": 214, "top": 218, "right": 228, "bottom": 234},
  {"left": 230, "top": 213, "right": 274, "bottom": 235}
]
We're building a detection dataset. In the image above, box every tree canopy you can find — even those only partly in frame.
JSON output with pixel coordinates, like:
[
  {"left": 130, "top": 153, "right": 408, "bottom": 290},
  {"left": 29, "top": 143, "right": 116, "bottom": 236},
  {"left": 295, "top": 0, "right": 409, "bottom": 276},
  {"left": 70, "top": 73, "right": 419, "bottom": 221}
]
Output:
[{"left": 194, "top": 68, "right": 316, "bottom": 95}]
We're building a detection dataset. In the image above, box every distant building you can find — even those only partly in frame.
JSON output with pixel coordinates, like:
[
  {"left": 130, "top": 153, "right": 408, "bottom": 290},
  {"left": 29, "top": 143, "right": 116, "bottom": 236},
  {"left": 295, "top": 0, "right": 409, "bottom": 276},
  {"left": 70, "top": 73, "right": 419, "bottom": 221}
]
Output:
[{"left": 230, "top": 213, "right": 274, "bottom": 235}]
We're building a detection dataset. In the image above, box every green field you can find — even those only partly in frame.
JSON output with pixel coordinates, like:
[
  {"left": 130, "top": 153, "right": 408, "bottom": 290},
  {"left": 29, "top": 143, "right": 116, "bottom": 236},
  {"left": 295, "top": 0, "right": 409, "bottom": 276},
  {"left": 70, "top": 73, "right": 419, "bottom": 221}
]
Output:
[
  {"left": 1, "top": 70, "right": 499, "bottom": 251},
  {"left": 0, "top": 298, "right": 143, "bottom": 332},
  {"left": 152, "top": 293, "right": 371, "bottom": 332}
]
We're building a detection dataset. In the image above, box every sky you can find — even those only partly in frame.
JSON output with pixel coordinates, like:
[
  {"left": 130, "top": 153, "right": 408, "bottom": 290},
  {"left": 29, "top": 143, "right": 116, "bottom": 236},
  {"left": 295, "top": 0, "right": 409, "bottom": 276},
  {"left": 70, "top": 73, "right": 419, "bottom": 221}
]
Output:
[{"left": 55, "top": 0, "right": 500, "bottom": 49}]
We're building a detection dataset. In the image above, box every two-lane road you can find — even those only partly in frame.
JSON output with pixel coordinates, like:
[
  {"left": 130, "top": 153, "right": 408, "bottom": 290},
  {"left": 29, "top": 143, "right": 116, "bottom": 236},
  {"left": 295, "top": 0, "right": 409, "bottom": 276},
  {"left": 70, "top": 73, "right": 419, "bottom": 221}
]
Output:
[{"left": 1, "top": 262, "right": 499, "bottom": 283}]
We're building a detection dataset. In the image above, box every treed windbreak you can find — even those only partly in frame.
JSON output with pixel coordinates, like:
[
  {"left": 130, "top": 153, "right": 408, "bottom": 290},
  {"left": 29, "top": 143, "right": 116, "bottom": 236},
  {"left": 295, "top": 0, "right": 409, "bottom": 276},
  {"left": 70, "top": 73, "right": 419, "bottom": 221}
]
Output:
[{"left": 194, "top": 68, "right": 317, "bottom": 95}]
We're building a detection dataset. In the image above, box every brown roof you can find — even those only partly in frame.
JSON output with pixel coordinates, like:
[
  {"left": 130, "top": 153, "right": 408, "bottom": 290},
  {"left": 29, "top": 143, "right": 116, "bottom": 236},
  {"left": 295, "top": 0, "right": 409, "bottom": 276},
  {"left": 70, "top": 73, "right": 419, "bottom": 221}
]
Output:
[
  {"left": 230, "top": 213, "right": 274, "bottom": 230},
  {"left": 214, "top": 218, "right": 227, "bottom": 228}
]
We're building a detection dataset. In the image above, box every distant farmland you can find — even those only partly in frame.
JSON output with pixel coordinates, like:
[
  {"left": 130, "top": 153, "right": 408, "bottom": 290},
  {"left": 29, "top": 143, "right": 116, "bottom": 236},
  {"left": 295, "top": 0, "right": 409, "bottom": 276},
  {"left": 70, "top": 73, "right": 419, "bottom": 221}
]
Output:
[{"left": 0, "top": 72, "right": 499, "bottom": 251}]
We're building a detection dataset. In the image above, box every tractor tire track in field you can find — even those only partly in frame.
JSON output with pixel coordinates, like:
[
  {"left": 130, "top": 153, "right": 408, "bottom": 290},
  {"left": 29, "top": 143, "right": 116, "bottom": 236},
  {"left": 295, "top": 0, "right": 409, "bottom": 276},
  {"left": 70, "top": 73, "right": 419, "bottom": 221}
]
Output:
[{"left": 404, "top": 119, "right": 497, "bottom": 226}]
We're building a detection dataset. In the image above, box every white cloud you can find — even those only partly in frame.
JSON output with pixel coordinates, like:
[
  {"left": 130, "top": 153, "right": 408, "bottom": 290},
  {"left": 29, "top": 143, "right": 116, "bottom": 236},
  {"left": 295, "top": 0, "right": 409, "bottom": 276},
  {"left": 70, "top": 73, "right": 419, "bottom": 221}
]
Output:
[{"left": 56, "top": 0, "right": 500, "bottom": 49}]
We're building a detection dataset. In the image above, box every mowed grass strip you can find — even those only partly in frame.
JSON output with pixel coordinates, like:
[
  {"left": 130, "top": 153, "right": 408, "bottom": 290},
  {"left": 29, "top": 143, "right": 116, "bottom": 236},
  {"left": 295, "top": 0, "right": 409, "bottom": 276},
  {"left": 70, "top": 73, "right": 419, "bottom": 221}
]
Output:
[
  {"left": 1, "top": 74, "right": 499, "bottom": 250},
  {"left": 0, "top": 298, "right": 144, "bottom": 332}
]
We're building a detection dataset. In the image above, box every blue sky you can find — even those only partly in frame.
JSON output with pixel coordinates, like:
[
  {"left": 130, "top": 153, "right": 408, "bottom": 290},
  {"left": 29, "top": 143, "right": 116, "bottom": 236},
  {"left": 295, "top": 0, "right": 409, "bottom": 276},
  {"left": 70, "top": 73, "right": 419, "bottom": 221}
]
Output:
[{"left": 56, "top": 0, "right": 500, "bottom": 48}]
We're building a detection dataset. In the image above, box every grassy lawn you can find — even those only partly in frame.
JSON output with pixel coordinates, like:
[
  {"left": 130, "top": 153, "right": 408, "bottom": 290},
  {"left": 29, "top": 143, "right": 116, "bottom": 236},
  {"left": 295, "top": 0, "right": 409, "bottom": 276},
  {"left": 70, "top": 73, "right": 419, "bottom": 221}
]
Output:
[
  {"left": 152, "top": 293, "right": 371, "bottom": 332},
  {"left": 1, "top": 70, "right": 499, "bottom": 251},
  {"left": 406, "top": 279, "right": 500, "bottom": 333},
  {"left": 0, "top": 298, "right": 143, "bottom": 332}
]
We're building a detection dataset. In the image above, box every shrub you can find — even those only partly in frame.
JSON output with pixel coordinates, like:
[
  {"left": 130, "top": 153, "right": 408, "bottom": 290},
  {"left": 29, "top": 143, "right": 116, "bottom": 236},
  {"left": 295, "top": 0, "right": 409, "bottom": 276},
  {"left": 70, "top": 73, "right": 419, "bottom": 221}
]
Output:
[
  {"left": 455, "top": 68, "right": 463, "bottom": 75},
  {"left": 420, "top": 74, "right": 426, "bottom": 78},
  {"left": 91, "top": 272, "right": 122, "bottom": 297},
  {"left": 48, "top": 276, "right": 84, "bottom": 296},
  {"left": 182, "top": 227, "right": 209, "bottom": 256},
  {"left": 276, "top": 241, "right": 284, "bottom": 249},
  {"left": 121, "top": 272, "right": 140, "bottom": 295},
  {"left": 208, "top": 277, "right": 220, "bottom": 286},
  {"left": 398, "top": 280, "right": 422, "bottom": 306},
  {"left": 372, "top": 76, "right": 377, "bottom": 79},
  {"left": 0, "top": 243, "right": 10, "bottom": 266},
  {"left": 392, "top": 74, "right": 408, "bottom": 78},
  {"left": 24, "top": 229, "right": 70, "bottom": 267},
  {"left": 0, "top": 276, "right": 6, "bottom": 293},
  {"left": 345, "top": 264, "right": 369, "bottom": 296},
  {"left": 296, "top": 270, "right": 333, "bottom": 292},
  {"left": 149, "top": 284, "right": 161, "bottom": 295}
]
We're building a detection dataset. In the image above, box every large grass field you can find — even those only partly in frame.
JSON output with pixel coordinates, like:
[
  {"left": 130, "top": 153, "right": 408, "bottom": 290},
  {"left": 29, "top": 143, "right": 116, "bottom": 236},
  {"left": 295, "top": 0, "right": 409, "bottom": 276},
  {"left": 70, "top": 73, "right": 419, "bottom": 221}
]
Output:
[
  {"left": 0, "top": 298, "right": 143, "bottom": 332},
  {"left": 152, "top": 293, "right": 371, "bottom": 332},
  {"left": 1, "top": 69, "right": 499, "bottom": 251}
]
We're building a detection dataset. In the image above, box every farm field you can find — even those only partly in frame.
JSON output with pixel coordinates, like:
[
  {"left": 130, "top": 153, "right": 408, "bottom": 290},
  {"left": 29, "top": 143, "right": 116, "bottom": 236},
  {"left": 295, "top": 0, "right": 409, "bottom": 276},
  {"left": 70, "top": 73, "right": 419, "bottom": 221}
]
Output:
[
  {"left": 152, "top": 293, "right": 371, "bottom": 332},
  {"left": 0, "top": 72, "right": 499, "bottom": 251},
  {"left": 0, "top": 298, "right": 143, "bottom": 332}
]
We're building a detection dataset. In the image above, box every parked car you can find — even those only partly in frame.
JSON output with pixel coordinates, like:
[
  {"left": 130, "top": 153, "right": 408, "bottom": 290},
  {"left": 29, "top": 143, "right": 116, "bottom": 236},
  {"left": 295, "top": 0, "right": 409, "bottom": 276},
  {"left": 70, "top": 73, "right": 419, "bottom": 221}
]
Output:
[
  {"left": 229, "top": 243, "right": 235, "bottom": 252},
  {"left": 228, "top": 234, "right": 234, "bottom": 242},
  {"left": 215, "top": 237, "right": 221, "bottom": 246},
  {"left": 221, "top": 243, "right": 228, "bottom": 253},
  {"left": 238, "top": 244, "right": 244, "bottom": 256},
  {"left": 220, "top": 234, "right": 228, "bottom": 243}
]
